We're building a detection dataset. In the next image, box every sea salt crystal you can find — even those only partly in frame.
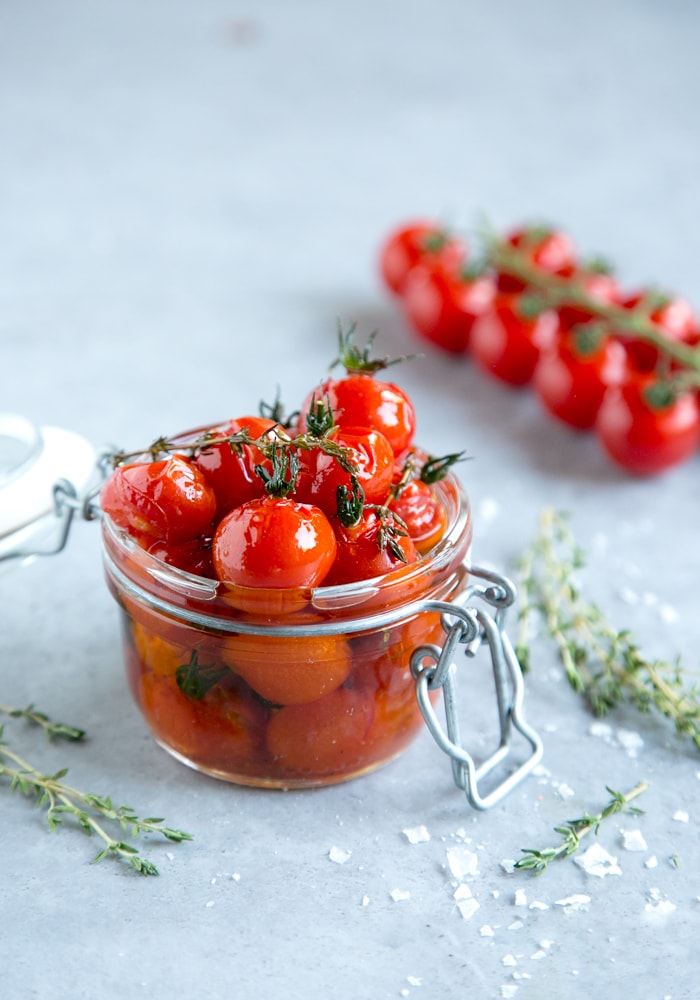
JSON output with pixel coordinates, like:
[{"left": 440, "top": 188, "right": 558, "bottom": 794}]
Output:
[
  {"left": 407, "top": 976, "right": 422, "bottom": 987},
  {"left": 529, "top": 901, "right": 549, "bottom": 911},
  {"left": 554, "top": 782, "right": 575, "bottom": 800},
  {"left": 554, "top": 894, "right": 591, "bottom": 912},
  {"left": 446, "top": 845, "right": 479, "bottom": 879},
  {"left": 659, "top": 603, "right": 679, "bottom": 624},
  {"left": 500, "top": 986, "right": 518, "bottom": 998},
  {"left": 361, "top": 895, "right": 370, "bottom": 906},
  {"left": 644, "top": 898, "right": 677, "bottom": 917},
  {"left": 574, "top": 843, "right": 621, "bottom": 878},
  {"left": 673, "top": 810, "right": 689, "bottom": 823},
  {"left": 500, "top": 859, "right": 516, "bottom": 875},
  {"left": 514, "top": 889, "right": 527, "bottom": 907},
  {"left": 589, "top": 721, "right": 613, "bottom": 741},
  {"left": 456, "top": 896, "right": 481, "bottom": 921},
  {"left": 508, "top": 919, "right": 524, "bottom": 930},
  {"left": 645, "top": 856, "right": 658, "bottom": 869},
  {"left": 403, "top": 825, "right": 431, "bottom": 844},
  {"left": 530, "top": 950, "right": 547, "bottom": 961},
  {"left": 616, "top": 729, "right": 643, "bottom": 757},
  {"left": 502, "top": 954, "right": 517, "bottom": 967},
  {"left": 480, "top": 925, "right": 495, "bottom": 937},
  {"left": 328, "top": 846, "right": 352, "bottom": 864},
  {"left": 391, "top": 888, "right": 411, "bottom": 902},
  {"left": 621, "top": 829, "right": 647, "bottom": 852}
]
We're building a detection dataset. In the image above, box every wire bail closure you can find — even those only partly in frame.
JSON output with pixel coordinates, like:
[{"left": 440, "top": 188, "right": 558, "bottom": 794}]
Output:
[{"left": 410, "top": 565, "right": 543, "bottom": 810}]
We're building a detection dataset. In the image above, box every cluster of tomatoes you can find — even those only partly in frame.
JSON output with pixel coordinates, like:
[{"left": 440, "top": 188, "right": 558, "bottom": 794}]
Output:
[
  {"left": 101, "top": 330, "right": 466, "bottom": 785},
  {"left": 380, "top": 219, "right": 700, "bottom": 475}
]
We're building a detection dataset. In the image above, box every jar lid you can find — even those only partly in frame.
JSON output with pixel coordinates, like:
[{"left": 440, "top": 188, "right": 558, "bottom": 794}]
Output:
[{"left": 0, "top": 414, "right": 96, "bottom": 542}]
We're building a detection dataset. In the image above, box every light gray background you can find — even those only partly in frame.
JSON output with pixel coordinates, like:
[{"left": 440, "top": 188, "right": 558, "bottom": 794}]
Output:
[{"left": 2, "top": 2, "right": 699, "bottom": 998}]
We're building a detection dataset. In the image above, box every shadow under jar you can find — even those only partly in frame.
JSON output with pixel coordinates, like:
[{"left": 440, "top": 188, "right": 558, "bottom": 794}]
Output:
[{"left": 101, "top": 471, "right": 473, "bottom": 788}]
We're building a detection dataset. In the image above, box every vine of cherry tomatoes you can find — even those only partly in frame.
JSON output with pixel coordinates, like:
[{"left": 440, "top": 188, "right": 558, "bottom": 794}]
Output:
[{"left": 380, "top": 219, "right": 700, "bottom": 476}]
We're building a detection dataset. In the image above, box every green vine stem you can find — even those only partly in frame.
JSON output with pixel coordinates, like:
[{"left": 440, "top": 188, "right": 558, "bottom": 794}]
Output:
[
  {"left": 516, "top": 508, "right": 700, "bottom": 751},
  {"left": 485, "top": 237, "right": 700, "bottom": 385}
]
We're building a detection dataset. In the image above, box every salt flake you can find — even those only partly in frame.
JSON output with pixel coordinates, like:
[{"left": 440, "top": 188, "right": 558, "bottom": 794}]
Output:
[
  {"left": 673, "top": 810, "right": 689, "bottom": 823},
  {"left": 554, "top": 894, "right": 591, "bottom": 912},
  {"left": 328, "top": 846, "right": 351, "bottom": 864},
  {"left": 616, "top": 729, "right": 643, "bottom": 757},
  {"left": 645, "top": 856, "right": 658, "bottom": 869},
  {"left": 500, "top": 986, "right": 518, "bottom": 998},
  {"left": 403, "top": 825, "right": 430, "bottom": 844},
  {"left": 574, "top": 842, "right": 621, "bottom": 878},
  {"left": 390, "top": 888, "right": 411, "bottom": 902},
  {"left": 480, "top": 925, "right": 495, "bottom": 937},
  {"left": 456, "top": 896, "right": 480, "bottom": 921},
  {"left": 502, "top": 954, "right": 517, "bottom": 967},
  {"left": 621, "top": 829, "right": 647, "bottom": 852},
  {"left": 514, "top": 889, "right": 527, "bottom": 907},
  {"left": 446, "top": 845, "right": 479, "bottom": 879}
]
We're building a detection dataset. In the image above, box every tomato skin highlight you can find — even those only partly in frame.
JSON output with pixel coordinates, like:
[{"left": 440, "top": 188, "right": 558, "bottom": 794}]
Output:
[
  {"left": 596, "top": 374, "right": 700, "bottom": 475},
  {"left": 101, "top": 456, "right": 217, "bottom": 544},
  {"left": 212, "top": 496, "right": 337, "bottom": 589},
  {"left": 402, "top": 263, "right": 496, "bottom": 354},
  {"left": 388, "top": 479, "right": 447, "bottom": 553},
  {"left": 469, "top": 293, "right": 559, "bottom": 386},
  {"left": 533, "top": 328, "right": 630, "bottom": 430},
  {"left": 379, "top": 220, "right": 465, "bottom": 296},
  {"left": 298, "top": 374, "right": 416, "bottom": 457}
]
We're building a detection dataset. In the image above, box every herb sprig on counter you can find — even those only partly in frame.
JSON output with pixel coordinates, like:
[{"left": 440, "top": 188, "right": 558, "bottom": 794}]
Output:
[
  {"left": 0, "top": 704, "right": 192, "bottom": 875},
  {"left": 515, "top": 781, "right": 648, "bottom": 875},
  {"left": 515, "top": 508, "right": 700, "bottom": 752}
]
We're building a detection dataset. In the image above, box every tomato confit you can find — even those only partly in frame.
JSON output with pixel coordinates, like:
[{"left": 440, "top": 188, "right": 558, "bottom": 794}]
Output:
[
  {"left": 100, "top": 328, "right": 473, "bottom": 787},
  {"left": 380, "top": 219, "right": 700, "bottom": 476}
]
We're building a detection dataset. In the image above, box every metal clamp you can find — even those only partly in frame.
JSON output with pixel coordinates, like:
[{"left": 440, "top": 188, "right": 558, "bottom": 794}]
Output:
[{"left": 410, "top": 564, "right": 543, "bottom": 810}]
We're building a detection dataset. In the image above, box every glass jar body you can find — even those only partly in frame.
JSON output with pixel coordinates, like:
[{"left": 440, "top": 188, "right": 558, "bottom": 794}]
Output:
[{"left": 102, "top": 472, "right": 472, "bottom": 788}]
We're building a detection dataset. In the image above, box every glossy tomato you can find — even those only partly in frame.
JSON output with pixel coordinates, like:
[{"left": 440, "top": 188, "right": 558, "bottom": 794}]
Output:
[
  {"left": 324, "top": 506, "right": 418, "bottom": 585},
  {"left": 533, "top": 325, "right": 630, "bottom": 430},
  {"left": 596, "top": 373, "right": 700, "bottom": 475},
  {"left": 616, "top": 290, "right": 698, "bottom": 373},
  {"left": 193, "top": 415, "right": 279, "bottom": 517},
  {"left": 469, "top": 293, "right": 559, "bottom": 386},
  {"left": 379, "top": 220, "right": 465, "bottom": 295},
  {"left": 294, "top": 425, "right": 394, "bottom": 516},
  {"left": 211, "top": 495, "right": 337, "bottom": 588},
  {"left": 101, "top": 455, "right": 217, "bottom": 544},
  {"left": 497, "top": 225, "right": 577, "bottom": 293},
  {"left": 402, "top": 262, "right": 496, "bottom": 354},
  {"left": 556, "top": 267, "right": 620, "bottom": 332},
  {"left": 298, "top": 374, "right": 416, "bottom": 457},
  {"left": 388, "top": 478, "right": 447, "bottom": 553}
]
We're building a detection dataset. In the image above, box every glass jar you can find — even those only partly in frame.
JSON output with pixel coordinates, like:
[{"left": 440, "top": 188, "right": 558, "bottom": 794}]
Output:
[{"left": 101, "top": 469, "right": 473, "bottom": 788}]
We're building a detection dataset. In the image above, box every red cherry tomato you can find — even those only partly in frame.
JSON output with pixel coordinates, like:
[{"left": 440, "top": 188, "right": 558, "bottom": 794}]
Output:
[
  {"left": 324, "top": 507, "right": 418, "bottom": 585},
  {"left": 212, "top": 495, "right": 337, "bottom": 588},
  {"left": 388, "top": 479, "right": 447, "bottom": 553},
  {"left": 533, "top": 325, "right": 630, "bottom": 430},
  {"left": 379, "top": 220, "right": 465, "bottom": 296},
  {"left": 101, "top": 456, "right": 217, "bottom": 544},
  {"left": 402, "top": 262, "right": 496, "bottom": 354},
  {"left": 145, "top": 535, "right": 215, "bottom": 577},
  {"left": 617, "top": 290, "right": 698, "bottom": 373},
  {"left": 497, "top": 225, "right": 577, "bottom": 293},
  {"left": 193, "top": 415, "right": 279, "bottom": 517},
  {"left": 596, "top": 373, "right": 700, "bottom": 475},
  {"left": 298, "top": 374, "right": 416, "bottom": 457},
  {"left": 294, "top": 426, "right": 395, "bottom": 516},
  {"left": 556, "top": 268, "right": 620, "bottom": 331},
  {"left": 469, "top": 293, "right": 559, "bottom": 386}
]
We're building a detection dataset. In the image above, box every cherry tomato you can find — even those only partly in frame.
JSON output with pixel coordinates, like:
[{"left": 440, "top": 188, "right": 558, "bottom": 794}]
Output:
[
  {"left": 324, "top": 507, "right": 418, "bottom": 586},
  {"left": 265, "top": 688, "right": 374, "bottom": 778},
  {"left": 101, "top": 456, "right": 217, "bottom": 544},
  {"left": 388, "top": 479, "right": 447, "bottom": 553},
  {"left": 617, "top": 290, "right": 698, "bottom": 373},
  {"left": 294, "top": 426, "right": 394, "bottom": 516},
  {"left": 402, "top": 262, "right": 496, "bottom": 354},
  {"left": 469, "top": 293, "right": 559, "bottom": 386},
  {"left": 596, "top": 373, "right": 700, "bottom": 475},
  {"left": 533, "top": 325, "right": 630, "bottom": 430},
  {"left": 222, "top": 633, "right": 352, "bottom": 705},
  {"left": 497, "top": 225, "right": 577, "bottom": 293},
  {"left": 144, "top": 535, "right": 215, "bottom": 577},
  {"left": 298, "top": 374, "right": 416, "bottom": 457},
  {"left": 212, "top": 495, "right": 337, "bottom": 588},
  {"left": 193, "top": 415, "right": 279, "bottom": 517},
  {"left": 556, "top": 267, "right": 620, "bottom": 331},
  {"left": 379, "top": 220, "right": 465, "bottom": 296}
]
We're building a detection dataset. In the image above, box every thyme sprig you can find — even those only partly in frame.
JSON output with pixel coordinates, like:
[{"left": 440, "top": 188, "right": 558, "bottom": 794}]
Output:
[
  {"left": 515, "top": 781, "right": 648, "bottom": 874},
  {"left": 516, "top": 508, "right": 700, "bottom": 751},
  {"left": 1, "top": 708, "right": 192, "bottom": 875}
]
